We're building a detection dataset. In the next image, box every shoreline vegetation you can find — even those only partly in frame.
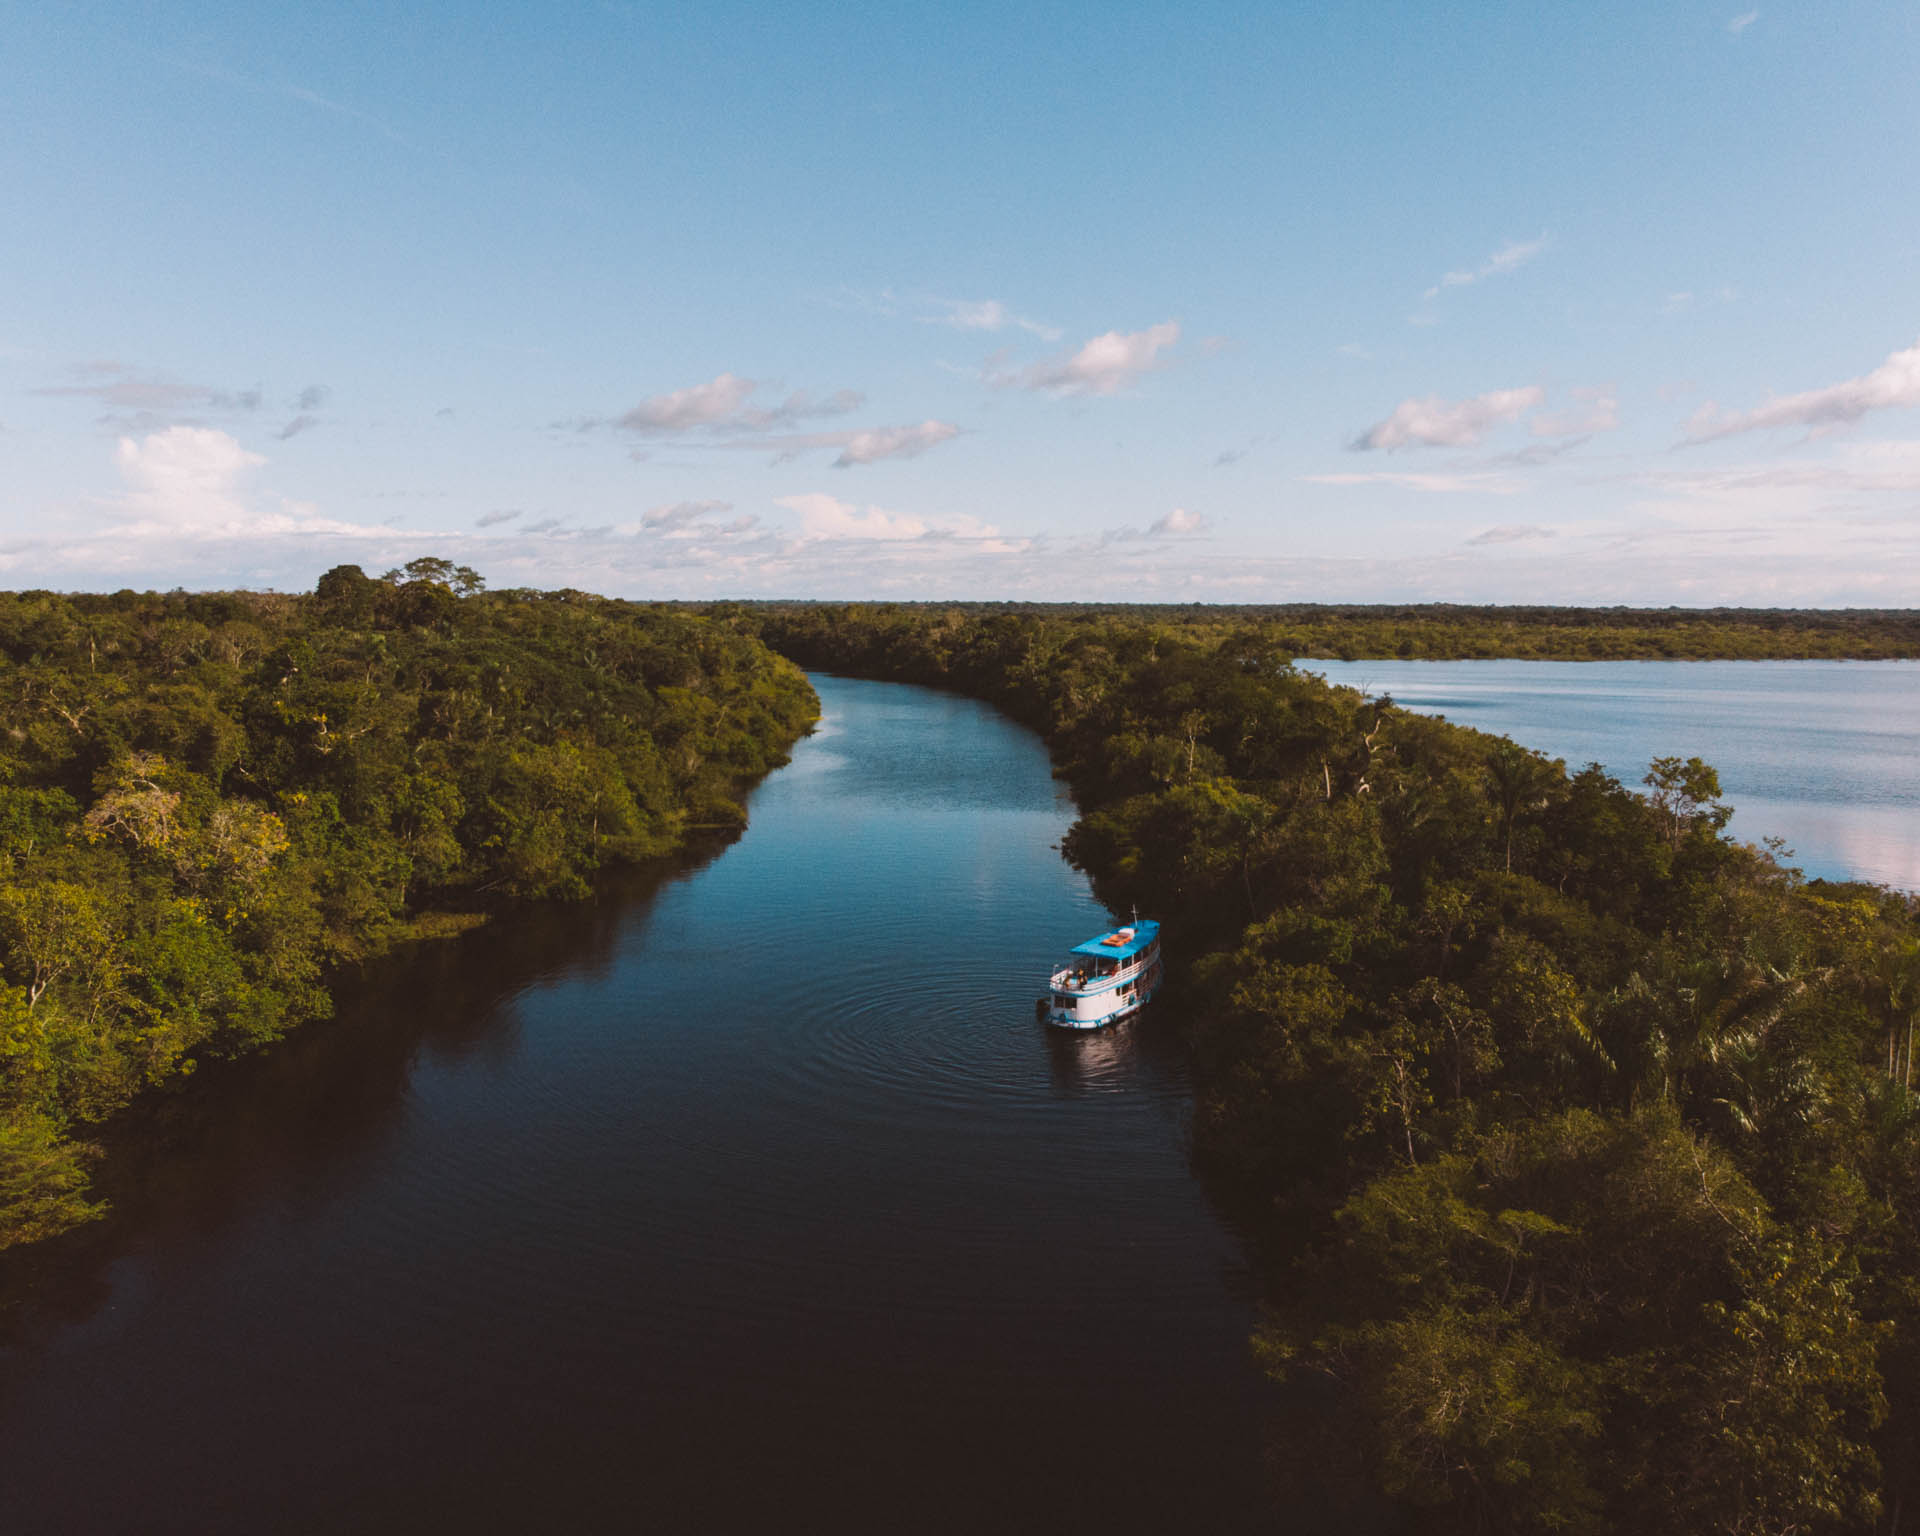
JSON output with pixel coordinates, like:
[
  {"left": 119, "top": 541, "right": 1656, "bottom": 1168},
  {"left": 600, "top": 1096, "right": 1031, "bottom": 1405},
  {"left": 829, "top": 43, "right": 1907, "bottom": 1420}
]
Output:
[
  {"left": 716, "top": 600, "right": 1920, "bottom": 662},
  {"left": 0, "top": 563, "right": 816, "bottom": 1254},
  {"left": 740, "top": 602, "right": 1918, "bottom": 1535},
  {"left": 7, "top": 587, "right": 1919, "bottom": 1529}
]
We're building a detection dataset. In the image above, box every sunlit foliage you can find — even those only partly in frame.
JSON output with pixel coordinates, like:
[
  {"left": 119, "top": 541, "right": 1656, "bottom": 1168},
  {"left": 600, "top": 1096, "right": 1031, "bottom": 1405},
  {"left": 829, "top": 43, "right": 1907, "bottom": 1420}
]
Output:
[
  {"left": 0, "top": 569, "right": 815, "bottom": 1250},
  {"left": 747, "top": 601, "right": 1919, "bottom": 1534}
]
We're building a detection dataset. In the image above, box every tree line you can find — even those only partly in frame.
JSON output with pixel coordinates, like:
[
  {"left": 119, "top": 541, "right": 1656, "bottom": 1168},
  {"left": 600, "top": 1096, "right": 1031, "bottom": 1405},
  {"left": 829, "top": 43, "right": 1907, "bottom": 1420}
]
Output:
[
  {"left": 714, "top": 599, "right": 1920, "bottom": 660},
  {"left": 0, "top": 562, "right": 816, "bottom": 1252},
  {"left": 740, "top": 601, "right": 1919, "bottom": 1535}
]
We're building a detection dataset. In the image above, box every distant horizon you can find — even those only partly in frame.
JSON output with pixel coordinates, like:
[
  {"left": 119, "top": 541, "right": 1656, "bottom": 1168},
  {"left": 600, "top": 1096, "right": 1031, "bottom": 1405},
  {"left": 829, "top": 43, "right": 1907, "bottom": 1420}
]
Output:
[
  {"left": 23, "top": 575, "right": 1920, "bottom": 622},
  {"left": 6, "top": 2, "right": 1917, "bottom": 603}
]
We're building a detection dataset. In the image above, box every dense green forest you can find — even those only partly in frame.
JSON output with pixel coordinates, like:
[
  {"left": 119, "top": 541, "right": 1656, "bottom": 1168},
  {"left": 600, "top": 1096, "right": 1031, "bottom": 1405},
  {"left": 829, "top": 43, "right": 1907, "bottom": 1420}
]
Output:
[
  {"left": 720, "top": 600, "right": 1920, "bottom": 661},
  {"left": 743, "top": 602, "right": 1919, "bottom": 1535},
  {"left": 0, "top": 563, "right": 816, "bottom": 1252}
]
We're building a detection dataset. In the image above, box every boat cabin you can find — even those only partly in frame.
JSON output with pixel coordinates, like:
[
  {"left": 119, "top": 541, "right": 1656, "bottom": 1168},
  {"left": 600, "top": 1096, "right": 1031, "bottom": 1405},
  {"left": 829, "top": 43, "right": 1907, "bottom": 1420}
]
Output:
[{"left": 1047, "top": 921, "right": 1163, "bottom": 1028}]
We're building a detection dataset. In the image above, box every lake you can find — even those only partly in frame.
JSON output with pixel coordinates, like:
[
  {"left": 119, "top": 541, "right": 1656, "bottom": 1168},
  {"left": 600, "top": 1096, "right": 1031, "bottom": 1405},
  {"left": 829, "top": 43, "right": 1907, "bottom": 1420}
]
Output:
[
  {"left": 0, "top": 676, "right": 1280, "bottom": 1533},
  {"left": 1304, "top": 659, "right": 1920, "bottom": 891}
]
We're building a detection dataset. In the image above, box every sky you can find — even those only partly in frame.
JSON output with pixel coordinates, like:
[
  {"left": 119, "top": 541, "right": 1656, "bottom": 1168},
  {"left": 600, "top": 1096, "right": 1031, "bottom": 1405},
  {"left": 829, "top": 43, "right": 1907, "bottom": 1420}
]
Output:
[{"left": 4, "top": 0, "right": 1918, "bottom": 603}]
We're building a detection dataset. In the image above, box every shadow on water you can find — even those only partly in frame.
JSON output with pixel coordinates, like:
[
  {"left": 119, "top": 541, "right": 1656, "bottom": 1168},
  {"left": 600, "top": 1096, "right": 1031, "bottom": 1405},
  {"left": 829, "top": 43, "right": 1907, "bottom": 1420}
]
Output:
[
  {"left": 0, "top": 677, "right": 1362, "bottom": 1533},
  {"left": 0, "top": 837, "right": 736, "bottom": 1352}
]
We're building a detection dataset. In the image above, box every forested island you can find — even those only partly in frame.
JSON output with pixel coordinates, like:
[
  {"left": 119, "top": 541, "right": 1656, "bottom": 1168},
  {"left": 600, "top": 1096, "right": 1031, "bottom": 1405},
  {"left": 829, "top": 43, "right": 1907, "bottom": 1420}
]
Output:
[
  {"left": 745, "top": 602, "right": 1919, "bottom": 1535},
  {"left": 0, "top": 563, "right": 816, "bottom": 1253}
]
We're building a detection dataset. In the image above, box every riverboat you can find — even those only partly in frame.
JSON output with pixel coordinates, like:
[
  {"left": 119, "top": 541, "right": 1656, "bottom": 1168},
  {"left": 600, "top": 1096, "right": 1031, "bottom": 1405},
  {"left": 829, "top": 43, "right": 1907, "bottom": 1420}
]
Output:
[{"left": 1042, "top": 918, "right": 1163, "bottom": 1030}]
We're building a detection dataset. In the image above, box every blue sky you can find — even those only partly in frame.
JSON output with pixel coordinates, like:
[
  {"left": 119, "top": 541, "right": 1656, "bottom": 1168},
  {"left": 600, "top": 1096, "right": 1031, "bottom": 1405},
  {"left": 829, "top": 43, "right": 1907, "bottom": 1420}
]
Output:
[{"left": 4, "top": 0, "right": 1918, "bottom": 601}]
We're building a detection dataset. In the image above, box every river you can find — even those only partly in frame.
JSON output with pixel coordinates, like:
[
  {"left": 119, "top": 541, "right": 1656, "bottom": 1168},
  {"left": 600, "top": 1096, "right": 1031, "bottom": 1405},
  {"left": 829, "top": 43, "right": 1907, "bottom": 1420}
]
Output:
[
  {"left": 0, "top": 675, "right": 1280, "bottom": 1533},
  {"left": 1305, "top": 658, "right": 1920, "bottom": 891}
]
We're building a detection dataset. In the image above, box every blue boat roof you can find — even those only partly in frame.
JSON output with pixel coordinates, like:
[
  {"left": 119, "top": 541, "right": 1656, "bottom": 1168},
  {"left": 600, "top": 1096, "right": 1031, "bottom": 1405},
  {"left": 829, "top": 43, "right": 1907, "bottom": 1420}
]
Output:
[{"left": 1070, "top": 919, "right": 1160, "bottom": 962}]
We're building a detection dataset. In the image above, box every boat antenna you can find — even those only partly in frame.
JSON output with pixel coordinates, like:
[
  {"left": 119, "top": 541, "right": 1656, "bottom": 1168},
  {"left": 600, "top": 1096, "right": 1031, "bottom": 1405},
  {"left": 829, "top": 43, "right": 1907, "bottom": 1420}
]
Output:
[{"left": 1131, "top": 903, "right": 1139, "bottom": 927}]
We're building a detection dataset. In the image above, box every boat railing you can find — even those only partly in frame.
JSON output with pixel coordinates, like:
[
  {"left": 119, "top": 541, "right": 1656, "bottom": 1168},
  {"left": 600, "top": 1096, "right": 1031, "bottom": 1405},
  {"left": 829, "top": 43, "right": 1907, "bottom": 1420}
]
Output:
[{"left": 1050, "top": 954, "right": 1153, "bottom": 992}]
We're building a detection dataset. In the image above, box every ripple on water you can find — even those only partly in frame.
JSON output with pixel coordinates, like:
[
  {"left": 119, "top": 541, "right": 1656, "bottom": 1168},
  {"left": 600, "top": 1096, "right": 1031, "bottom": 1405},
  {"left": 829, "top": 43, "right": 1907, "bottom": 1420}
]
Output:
[{"left": 0, "top": 673, "right": 1274, "bottom": 1535}]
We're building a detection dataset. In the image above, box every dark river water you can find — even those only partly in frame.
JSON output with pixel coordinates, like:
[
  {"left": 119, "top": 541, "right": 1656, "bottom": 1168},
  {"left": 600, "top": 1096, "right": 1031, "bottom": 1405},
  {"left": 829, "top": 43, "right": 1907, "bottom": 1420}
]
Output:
[{"left": 0, "top": 676, "right": 1281, "bottom": 1533}]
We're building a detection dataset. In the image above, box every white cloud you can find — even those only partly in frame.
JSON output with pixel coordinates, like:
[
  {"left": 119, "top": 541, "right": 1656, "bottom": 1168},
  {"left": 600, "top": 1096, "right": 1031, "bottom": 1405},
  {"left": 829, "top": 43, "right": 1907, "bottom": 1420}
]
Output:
[
  {"left": 114, "top": 427, "right": 266, "bottom": 529},
  {"left": 605, "top": 374, "right": 870, "bottom": 450},
  {"left": 1149, "top": 507, "right": 1209, "bottom": 536},
  {"left": 833, "top": 420, "right": 961, "bottom": 467},
  {"left": 778, "top": 492, "right": 929, "bottom": 541},
  {"left": 1531, "top": 387, "right": 1620, "bottom": 438},
  {"left": 1422, "top": 234, "right": 1549, "bottom": 300},
  {"left": 1098, "top": 506, "right": 1217, "bottom": 546},
  {"left": 615, "top": 372, "right": 760, "bottom": 432},
  {"left": 1352, "top": 385, "right": 1545, "bottom": 451},
  {"left": 996, "top": 321, "right": 1181, "bottom": 396},
  {"left": 1683, "top": 338, "right": 1920, "bottom": 443},
  {"left": 775, "top": 491, "right": 1006, "bottom": 545},
  {"left": 1728, "top": 10, "right": 1759, "bottom": 34}
]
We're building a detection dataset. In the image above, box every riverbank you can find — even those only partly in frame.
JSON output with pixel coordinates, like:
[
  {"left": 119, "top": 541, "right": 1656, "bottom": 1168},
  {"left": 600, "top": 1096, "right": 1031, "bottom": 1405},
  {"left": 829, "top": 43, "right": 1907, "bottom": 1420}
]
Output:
[
  {"left": 0, "top": 573, "right": 818, "bottom": 1252},
  {"left": 749, "top": 603, "right": 1919, "bottom": 1532},
  {"left": 0, "top": 673, "right": 1279, "bottom": 1533}
]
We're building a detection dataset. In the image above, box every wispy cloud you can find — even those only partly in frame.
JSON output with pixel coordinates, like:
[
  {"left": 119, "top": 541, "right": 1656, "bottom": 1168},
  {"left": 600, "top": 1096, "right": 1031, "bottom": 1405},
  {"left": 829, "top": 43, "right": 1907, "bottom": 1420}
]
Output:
[
  {"left": 1482, "top": 437, "right": 1594, "bottom": 467},
  {"left": 1305, "top": 469, "right": 1527, "bottom": 494},
  {"left": 162, "top": 54, "right": 413, "bottom": 147},
  {"left": 1467, "top": 524, "right": 1557, "bottom": 546},
  {"left": 832, "top": 420, "right": 961, "bottom": 467},
  {"left": 1099, "top": 506, "right": 1215, "bottom": 545},
  {"left": 640, "top": 500, "right": 736, "bottom": 536},
  {"left": 35, "top": 363, "right": 264, "bottom": 419},
  {"left": 1682, "top": 337, "right": 1920, "bottom": 443},
  {"left": 595, "top": 373, "right": 947, "bottom": 466},
  {"left": 476, "top": 509, "right": 522, "bottom": 527},
  {"left": 823, "top": 286, "right": 1062, "bottom": 341},
  {"left": 1351, "top": 385, "right": 1544, "bottom": 451},
  {"left": 991, "top": 322, "right": 1181, "bottom": 396},
  {"left": 1149, "top": 507, "right": 1209, "bottom": 537},
  {"left": 1662, "top": 285, "right": 1737, "bottom": 315},
  {"left": 275, "top": 414, "right": 319, "bottom": 441},
  {"left": 702, "top": 420, "right": 963, "bottom": 467},
  {"left": 923, "top": 297, "right": 1061, "bottom": 341},
  {"left": 1531, "top": 386, "right": 1619, "bottom": 438},
  {"left": 1421, "top": 234, "right": 1549, "bottom": 301},
  {"left": 1626, "top": 439, "right": 1920, "bottom": 496},
  {"left": 1728, "top": 10, "right": 1759, "bottom": 34},
  {"left": 607, "top": 372, "right": 867, "bottom": 436}
]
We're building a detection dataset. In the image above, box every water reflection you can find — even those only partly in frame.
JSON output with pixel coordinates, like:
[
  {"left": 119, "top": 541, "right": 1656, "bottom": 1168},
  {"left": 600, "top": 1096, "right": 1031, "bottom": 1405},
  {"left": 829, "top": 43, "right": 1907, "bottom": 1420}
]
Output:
[
  {"left": 0, "top": 676, "right": 1279, "bottom": 1534},
  {"left": 0, "top": 851, "right": 725, "bottom": 1350}
]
